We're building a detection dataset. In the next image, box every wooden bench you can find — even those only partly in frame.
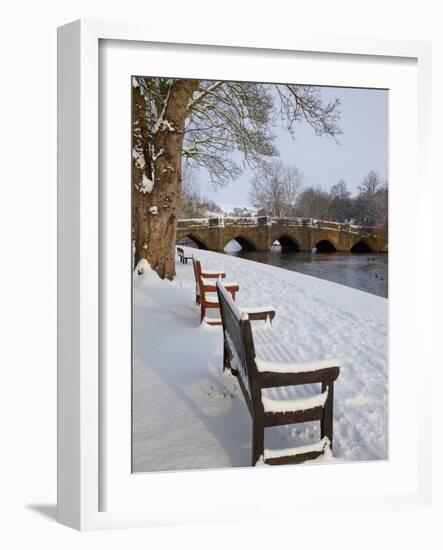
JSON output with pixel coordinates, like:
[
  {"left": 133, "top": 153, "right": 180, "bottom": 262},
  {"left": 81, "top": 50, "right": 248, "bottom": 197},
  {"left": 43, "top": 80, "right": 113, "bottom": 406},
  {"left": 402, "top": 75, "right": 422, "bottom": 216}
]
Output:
[
  {"left": 177, "top": 246, "right": 193, "bottom": 264},
  {"left": 216, "top": 279, "right": 340, "bottom": 466},
  {"left": 192, "top": 259, "right": 239, "bottom": 325}
]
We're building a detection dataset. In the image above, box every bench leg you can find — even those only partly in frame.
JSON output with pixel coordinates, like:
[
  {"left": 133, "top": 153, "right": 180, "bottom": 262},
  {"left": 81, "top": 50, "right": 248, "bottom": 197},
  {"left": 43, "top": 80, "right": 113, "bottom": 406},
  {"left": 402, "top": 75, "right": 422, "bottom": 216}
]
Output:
[
  {"left": 321, "top": 382, "right": 334, "bottom": 450},
  {"left": 223, "top": 338, "right": 231, "bottom": 373},
  {"left": 252, "top": 414, "right": 264, "bottom": 466},
  {"left": 200, "top": 303, "right": 205, "bottom": 323}
]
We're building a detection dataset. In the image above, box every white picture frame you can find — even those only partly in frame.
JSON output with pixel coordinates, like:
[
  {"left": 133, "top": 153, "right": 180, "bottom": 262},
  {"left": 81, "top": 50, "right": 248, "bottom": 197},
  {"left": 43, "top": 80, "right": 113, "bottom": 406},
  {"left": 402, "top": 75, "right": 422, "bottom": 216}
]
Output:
[{"left": 57, "top": 19, "right": 434, "bottom": 531}]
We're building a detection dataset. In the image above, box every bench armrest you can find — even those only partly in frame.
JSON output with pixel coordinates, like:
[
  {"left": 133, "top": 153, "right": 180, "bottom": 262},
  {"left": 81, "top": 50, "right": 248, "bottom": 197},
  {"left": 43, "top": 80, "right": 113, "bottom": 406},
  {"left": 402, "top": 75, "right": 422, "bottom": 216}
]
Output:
[
  {"left": 224, "top": 284, "right": 240, "bottom": 301},
  {"left": 222, "top": 283, "right": 239, "bottom": 291},
  {"left": 241, "top": 308, "right": 276, "bottom": 322},
  {"left": 259, "top": 367, "right": 339, "bottom": 388},
  {"left": 202, "top": 281, "right": 239, "bottom": 291},
  {"left": 255, "top": 357, "right": 339, "bottom": 388},
  {"left": 201, "top": 271, "right": 226, "bottom": 278}
]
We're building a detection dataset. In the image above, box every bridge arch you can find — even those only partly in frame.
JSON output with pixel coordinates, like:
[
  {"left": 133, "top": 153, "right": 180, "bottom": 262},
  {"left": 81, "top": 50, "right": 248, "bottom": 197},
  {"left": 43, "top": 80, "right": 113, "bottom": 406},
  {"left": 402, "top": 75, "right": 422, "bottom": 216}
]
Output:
[
  {"left": 315, "top": 239, "right": 338, "bottom": 253},
  {"left": 224, "top": 235, "right": 258, "bottom": 252},
  {"left": 272, "top": 235, "right": 300, "bottom": 251},
  {"left": 176, "top": 233, "right": 209, "bottom": 250},
  {"left": 350, "top": 240, "right": 373, "bottom": 253}
]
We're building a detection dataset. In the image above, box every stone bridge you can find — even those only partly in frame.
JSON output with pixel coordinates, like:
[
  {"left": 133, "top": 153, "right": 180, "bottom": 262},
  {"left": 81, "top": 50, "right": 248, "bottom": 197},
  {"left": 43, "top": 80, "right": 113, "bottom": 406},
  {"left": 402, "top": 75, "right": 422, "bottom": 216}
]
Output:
[{"left": 176, "top": 216, "right": 388, "bottom": 253}]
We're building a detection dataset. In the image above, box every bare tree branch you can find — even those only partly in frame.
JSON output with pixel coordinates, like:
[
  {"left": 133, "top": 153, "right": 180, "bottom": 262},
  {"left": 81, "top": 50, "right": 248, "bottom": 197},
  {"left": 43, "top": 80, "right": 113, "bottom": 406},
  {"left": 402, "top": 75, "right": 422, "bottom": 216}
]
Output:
[{"left": 249, "top": 160, "right": 304, "bottom": 217}]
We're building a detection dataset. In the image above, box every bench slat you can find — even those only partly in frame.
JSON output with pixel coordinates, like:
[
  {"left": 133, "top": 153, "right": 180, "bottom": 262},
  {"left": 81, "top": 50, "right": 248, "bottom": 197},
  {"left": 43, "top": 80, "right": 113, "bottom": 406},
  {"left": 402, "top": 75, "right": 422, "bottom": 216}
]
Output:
[
  {"left": 264, "top": 406, "right": 325, "bottom": 427},
  {"left": 262, "top": 436, "right": 330, "bottom": 465},
  {"left": 262, "top": 388, "right": 328, "bottom": 413},
  {"left": 259, "top": 367, "right": 340, "bottom": 388},
  {"left": 264, "top": 449, "right": 324, "bottom": 466}
]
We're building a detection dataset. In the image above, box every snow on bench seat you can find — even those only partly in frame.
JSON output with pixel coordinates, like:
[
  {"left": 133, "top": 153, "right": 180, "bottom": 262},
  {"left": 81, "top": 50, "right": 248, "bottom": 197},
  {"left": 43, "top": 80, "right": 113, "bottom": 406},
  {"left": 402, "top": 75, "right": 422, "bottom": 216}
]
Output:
[
  {"left": 251, "top": 322, "right": 339, "bottom": 374},
  {"left": 203, "top": 293, "right": 219, "bottom": 304},
  {"left": 262, "top": 387, "right": 329, "bottom": 413},
  {"left": 201, "top": 278, "right": 238, "bottom": 287},
  {"left": 259, "top": 436, "right": 331, "bottom": 464},
  {"left": 203, "top": 286, "right": 239, "bottom": 304},
  {"left": 202, "top": 316, "right": 222, "bottom": 325},
  {"left": 248, "top": 317, "right": 339, "bottom": 410},
  {"left": 256, "top": 357, "right": 339, "bottom": 374}
]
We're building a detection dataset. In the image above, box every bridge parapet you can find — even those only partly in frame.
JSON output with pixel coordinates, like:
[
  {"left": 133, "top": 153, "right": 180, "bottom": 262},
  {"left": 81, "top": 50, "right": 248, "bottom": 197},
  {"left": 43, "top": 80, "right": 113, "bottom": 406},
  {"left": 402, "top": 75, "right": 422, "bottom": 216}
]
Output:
[
  {"left": 271, "top": 217, "right": 311, "bottom": 227},
  {"left": 176, "top": 216, "right": 388, "bottom": 253},
  {"left": 224, "top": 216, "right": 269, "bottom": 227},
  {"left": 310, "top": 219, "right": 388, "bottom": 238},
  {"left": 177, "top": 218, "right": 213, "bottom": 230}
]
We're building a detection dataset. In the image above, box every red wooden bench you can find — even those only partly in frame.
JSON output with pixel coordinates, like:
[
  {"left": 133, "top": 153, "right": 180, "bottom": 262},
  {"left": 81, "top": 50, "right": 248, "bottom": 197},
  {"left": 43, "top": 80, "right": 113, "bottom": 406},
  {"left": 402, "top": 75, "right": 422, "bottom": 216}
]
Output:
[{"left": 192, "top": 259, "right": 239, "bottom": 325}]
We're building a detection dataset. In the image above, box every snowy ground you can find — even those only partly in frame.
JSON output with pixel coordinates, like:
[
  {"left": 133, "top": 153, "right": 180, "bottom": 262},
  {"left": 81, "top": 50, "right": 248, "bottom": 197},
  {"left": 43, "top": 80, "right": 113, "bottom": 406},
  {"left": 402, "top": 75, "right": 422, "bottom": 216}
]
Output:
[{"left": 132, "top": 247, "right": 388, "bottom": 472}]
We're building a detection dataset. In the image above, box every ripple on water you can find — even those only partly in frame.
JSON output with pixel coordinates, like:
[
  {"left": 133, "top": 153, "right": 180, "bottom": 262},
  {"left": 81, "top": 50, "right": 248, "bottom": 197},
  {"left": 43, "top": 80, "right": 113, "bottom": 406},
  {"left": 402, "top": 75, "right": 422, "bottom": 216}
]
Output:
[{"left": 224, "top": 248, "right": 388, "bottom": 298}]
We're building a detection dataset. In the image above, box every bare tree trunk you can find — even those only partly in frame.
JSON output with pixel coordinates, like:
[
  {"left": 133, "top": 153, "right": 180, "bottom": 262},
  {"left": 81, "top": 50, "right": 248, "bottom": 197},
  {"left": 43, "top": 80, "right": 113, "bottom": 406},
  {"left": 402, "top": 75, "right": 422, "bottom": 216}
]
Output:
[
  {"left": 132, "top": 83, "right": 152, "bottom": 266},
  {"left": 133, "top": 195, "right": 150, "bottom": 265},
  {"left": 135, "top": 79, "right": 199, "bottom": 279}
]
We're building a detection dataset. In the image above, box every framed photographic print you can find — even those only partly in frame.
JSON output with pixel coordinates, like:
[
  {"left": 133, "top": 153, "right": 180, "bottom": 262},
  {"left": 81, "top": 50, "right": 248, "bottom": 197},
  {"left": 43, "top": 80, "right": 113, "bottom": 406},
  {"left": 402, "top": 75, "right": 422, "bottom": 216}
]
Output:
[
  {"left": 57, "top": 19, "right": 433, "bottom": 530},
  {"left": 131, "top": 77, "right": 390, "bottom": 473}
]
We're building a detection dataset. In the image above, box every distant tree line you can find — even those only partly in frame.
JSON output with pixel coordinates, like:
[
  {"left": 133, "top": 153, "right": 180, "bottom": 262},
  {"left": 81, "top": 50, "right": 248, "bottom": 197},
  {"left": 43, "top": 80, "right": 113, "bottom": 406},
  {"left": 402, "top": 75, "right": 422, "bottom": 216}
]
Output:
[
  {"left": 226, "top": 207, "right": 255, "bottom": 217},
  {"left": 248, "top": 162, "right": 388, "bottom": 227},
  {"left": 179, "top": 162, "right": 388, "bottom": 228}
]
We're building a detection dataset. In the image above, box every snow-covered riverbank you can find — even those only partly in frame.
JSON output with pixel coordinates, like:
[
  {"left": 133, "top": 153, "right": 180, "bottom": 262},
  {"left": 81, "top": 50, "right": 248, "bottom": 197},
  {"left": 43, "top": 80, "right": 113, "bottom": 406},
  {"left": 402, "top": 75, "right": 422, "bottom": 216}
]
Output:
[{"left": 133, "top": 247, "right": 388, "bottom": 473}]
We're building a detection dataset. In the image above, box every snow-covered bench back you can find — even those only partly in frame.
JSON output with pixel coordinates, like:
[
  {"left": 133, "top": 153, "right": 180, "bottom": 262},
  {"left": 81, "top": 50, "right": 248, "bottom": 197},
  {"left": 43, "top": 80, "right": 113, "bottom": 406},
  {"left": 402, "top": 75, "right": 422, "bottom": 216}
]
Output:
[{"left": 217, "top": 280, "right": 254, "bottom": 398}]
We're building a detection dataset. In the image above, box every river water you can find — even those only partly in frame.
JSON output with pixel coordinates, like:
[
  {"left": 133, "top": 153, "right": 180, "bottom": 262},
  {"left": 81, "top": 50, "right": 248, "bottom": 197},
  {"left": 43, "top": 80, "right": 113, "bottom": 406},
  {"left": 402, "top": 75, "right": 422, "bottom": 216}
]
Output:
[{"left": 224, "top": 245, "right": 388, "bottom": 298}]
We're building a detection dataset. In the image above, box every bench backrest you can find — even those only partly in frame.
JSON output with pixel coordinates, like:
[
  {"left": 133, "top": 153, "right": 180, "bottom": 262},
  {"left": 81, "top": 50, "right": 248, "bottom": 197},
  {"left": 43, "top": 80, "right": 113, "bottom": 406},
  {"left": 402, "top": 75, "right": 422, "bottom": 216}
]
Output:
[
  {"left": 193, "top": 258, "right": 202, "bottom": 290},
  {"left": 193, "top": 257, "right": 201, "bottom": 278},
  {"left": 216, "top": 280, "right": 256, "bottom": 407},
  {"left": 193, "top": 259, "right": 210, "bottom": 303},
  {"left": 177, "top": 247, "right": 184, "bottom": 257},
  {"left": 193, "top": 259, "right": 217, "bottom": 294}
]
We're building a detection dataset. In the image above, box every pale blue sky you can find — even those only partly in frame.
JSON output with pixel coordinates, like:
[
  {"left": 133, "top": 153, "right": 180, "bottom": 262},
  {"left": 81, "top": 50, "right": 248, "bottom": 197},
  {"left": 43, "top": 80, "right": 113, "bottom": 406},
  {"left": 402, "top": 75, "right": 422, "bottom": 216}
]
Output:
[{"left": 198, "top": 86, "right": 388, "bottom": 206}]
